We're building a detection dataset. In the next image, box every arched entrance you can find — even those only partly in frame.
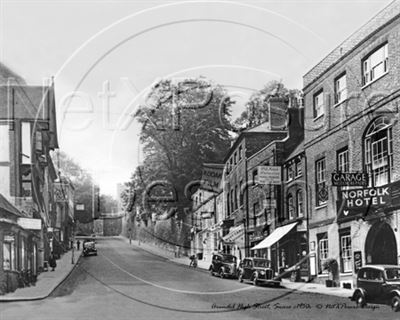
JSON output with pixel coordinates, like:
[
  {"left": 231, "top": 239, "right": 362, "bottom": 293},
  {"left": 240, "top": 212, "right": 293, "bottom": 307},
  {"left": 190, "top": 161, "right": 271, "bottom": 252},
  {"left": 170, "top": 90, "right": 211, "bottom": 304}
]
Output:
[{"left": 365, "top": 222, "right": 397, "bottom": 265}]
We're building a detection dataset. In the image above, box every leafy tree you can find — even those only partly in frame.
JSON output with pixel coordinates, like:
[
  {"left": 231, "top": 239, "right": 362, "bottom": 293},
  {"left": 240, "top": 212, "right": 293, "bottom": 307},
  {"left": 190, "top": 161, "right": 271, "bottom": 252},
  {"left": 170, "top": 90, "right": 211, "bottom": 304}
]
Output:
[
  {"left": 128, "top": 77, "right": 232, "bottom": 249},
  {"left": 235, "top": 80, "right": 301, "bottom": 129}
]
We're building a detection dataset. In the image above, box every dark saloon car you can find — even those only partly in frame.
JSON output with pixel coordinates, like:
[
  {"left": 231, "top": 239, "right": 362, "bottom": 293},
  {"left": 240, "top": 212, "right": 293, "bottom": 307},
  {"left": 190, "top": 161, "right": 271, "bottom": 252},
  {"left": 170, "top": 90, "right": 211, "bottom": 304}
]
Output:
[
  {"left": 351, "top": 265, "right": 400, "bottom": 312},
  {"left": 209, "top": 253, "right": 238, "bottom": 278},
  {"left": 82, "top": 240, "right": 98, "bottom": 257},
  {"left": 238, "top": 257, "right": 280, "bottom": 287}
]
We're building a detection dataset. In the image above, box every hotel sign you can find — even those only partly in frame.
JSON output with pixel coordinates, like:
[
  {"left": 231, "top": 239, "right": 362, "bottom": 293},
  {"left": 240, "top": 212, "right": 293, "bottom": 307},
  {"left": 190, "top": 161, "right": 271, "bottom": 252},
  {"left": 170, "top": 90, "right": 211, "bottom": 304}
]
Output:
[
  {"left": 341, "top": 187, "right": 390, "bottom": 208},
  {"left": 331, "top": 172, "right": 369, "bottom": 187}
]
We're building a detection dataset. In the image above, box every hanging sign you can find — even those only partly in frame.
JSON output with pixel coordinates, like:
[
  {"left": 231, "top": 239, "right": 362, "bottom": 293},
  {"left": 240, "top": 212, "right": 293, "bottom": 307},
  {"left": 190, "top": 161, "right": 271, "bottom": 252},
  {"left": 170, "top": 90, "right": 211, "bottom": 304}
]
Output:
[
  {"left": 331, "top": 172, "right": 369, "bottom": 187},
  {"left": 258, "top": 166, "right": 281, "bottom": 185}
]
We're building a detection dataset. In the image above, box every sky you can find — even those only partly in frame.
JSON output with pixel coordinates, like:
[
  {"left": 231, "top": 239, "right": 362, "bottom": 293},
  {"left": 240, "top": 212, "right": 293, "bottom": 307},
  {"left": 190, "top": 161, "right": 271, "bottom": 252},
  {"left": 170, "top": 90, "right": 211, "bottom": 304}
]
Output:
[{"left": 0, "top": 0, "right": 393, "bottom": 197}]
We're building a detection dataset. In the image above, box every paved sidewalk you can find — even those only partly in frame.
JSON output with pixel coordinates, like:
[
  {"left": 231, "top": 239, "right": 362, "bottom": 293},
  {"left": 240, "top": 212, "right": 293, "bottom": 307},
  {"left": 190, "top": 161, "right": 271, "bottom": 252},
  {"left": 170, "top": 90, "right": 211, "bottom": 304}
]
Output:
[
  {"left": 122, "top": 237, "right": 354, "bottom": 298},
  {"left": 0, "top": 249, "right": 80, "bottom": 302}
]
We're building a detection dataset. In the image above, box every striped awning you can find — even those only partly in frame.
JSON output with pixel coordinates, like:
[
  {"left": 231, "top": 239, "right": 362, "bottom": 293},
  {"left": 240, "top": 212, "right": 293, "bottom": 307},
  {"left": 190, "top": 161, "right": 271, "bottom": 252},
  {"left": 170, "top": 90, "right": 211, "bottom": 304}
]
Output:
[{"left": 251, "top": 222, "right": 298, "bottom": 250}]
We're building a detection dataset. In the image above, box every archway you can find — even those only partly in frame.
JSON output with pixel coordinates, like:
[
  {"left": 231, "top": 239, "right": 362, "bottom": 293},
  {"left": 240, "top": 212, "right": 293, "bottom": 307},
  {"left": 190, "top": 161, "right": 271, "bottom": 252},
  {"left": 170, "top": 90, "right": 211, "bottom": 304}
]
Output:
[{"left": 365, "top": 222, "right": 397, "bottom": 265}]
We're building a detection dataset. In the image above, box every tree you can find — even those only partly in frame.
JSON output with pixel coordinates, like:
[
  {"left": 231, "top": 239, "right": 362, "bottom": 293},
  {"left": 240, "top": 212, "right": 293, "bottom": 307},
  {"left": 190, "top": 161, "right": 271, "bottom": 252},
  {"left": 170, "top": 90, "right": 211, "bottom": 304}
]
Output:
[
  {"left": 235, "top": 80, "right": 301, "bottom": 129},
  {"left": 52, "top": 151, "right": 100, "bottom": 223},
  {"left": 128, "top": 77, "right": 232, "bottom": 249}
]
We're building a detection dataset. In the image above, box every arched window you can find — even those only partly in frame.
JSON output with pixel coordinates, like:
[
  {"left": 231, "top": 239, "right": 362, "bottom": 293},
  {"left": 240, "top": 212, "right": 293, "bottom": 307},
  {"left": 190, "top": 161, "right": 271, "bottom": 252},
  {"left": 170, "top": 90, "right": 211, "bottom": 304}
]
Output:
[
  {"left": 297, "top": 190, "right": 304, "bottom": 218},
  {"left": 287, "top": 194, "right": 294, "bottom": 220},
  {"left": 364, "top": 117, "right": 393, "bottom": 187}
]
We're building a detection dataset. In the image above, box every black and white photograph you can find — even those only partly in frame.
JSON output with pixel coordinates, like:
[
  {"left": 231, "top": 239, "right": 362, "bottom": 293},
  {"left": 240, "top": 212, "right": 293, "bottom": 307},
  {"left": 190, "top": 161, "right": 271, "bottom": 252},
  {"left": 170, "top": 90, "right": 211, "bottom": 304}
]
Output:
[{"left": 1, "top": 0, "right": 400, "bottom": 319}]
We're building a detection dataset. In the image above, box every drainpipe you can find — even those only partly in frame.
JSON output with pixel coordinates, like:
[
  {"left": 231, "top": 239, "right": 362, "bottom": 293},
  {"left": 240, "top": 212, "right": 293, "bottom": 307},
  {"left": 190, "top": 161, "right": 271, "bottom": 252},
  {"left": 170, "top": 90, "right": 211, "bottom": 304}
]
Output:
[
  {"left": 245, "top": 148, "right": 250, "bottom": 257},
  {"left": 304, "top": 152, "right": 311, "bottom": 281}
]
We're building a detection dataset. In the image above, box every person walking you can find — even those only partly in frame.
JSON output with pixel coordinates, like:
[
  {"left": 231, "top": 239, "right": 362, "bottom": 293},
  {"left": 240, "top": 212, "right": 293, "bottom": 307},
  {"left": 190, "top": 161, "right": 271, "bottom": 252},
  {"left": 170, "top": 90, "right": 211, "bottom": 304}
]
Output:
[
  {"left": 49, "top": 252, "right": 57, "bottom": 271},
  {"left": 77, "top": 240, "right": 81, "bottom": 251}
]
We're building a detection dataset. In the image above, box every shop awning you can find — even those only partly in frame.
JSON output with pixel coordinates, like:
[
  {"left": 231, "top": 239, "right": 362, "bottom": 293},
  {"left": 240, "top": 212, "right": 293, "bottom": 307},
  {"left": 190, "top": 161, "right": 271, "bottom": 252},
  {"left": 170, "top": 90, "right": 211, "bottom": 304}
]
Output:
[
  {"left": 222, "top": 225, "right": 244, "bottom": 243},
  {"left": 250, "top": 222, "right": 298, "bottom": 250}
]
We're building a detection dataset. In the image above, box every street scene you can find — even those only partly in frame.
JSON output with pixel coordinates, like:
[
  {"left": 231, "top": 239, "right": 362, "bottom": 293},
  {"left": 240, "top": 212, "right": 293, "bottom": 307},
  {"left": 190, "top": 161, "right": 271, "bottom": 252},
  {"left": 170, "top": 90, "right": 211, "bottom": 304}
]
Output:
[{"left": 1, "top": 0, "right": 400, "bottom": 319}]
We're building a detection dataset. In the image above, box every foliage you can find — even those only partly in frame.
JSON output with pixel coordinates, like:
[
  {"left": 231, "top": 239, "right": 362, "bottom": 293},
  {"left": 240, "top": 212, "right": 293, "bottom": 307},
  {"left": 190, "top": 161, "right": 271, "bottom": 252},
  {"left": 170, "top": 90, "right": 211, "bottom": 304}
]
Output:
[
  {"left": 235, "top": 80, "right": 301, "bottom": 129},
  {"left": 126, "top": 77, "right": 233, "bottom": 248}
]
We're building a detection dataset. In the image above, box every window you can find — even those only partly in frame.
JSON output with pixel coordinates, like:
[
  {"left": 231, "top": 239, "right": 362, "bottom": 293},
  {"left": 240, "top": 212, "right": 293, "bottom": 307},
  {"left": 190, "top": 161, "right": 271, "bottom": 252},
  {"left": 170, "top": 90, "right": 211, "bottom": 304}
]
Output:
[
  {"left": 252, "top": 169, "right": 258, "bottom": 185},
  {"left": 238, "top": 146, "right": 242, "bottom": 160},
  {"left": 288, "top": 194, "right": 294, "bottom": 219},
  {"left": 295, "top": 160, "right": 302, "bottom": 177},
  {"left": 334, "top": 73, "right": 347, "bottom": 104},
  {"left": 287, "top": 165, "right": 294, "bottom": 181},
  {"left": 234, "top": 152, "right": 237, "bottom": 165},
  {"left": 362, "top": 43, "right": 388, "bottom": 86},
  {"left": 364, "top": 117, "right": 393, "bottom": 187},
  {"left": 21, "top": 122, "right": 32, "bottom": 164},
  {"left": 227, "top": 193, "right": 230, "bottom": 215},
  {"left": 230, "top": 189, "right": 234, "bottom": 212},
  {"left": 234, "top": 185, "right": 238, "bottom": 210},
  {"left": 3, "top": 235, "right": 16, "bottom": 271},
  {"left": 239, "top": 179, "right": 244, "bottom": 206},
  {"left": 313, "top": 90, "right": 324, "bottom": 118},
  {"left": 337, "top": 147, "right": 349, "bottom": 172},
  {"left": 316, "top": 158, "right": 328, "bottom": 206},
  {"left": 317, "top": 232, "right": 328, "bottom": 274},
  {"left": 297, "top": 190, "right": 304, "bottom": 217},
  {"left": 21, "top": 165, "right": 32, "bottom": 197},
  {"left": 0, "top": 124, "right": 10, "bottom": 162},
  {"left": 340, "top": 229, "right": 352, "bottom": 273}
]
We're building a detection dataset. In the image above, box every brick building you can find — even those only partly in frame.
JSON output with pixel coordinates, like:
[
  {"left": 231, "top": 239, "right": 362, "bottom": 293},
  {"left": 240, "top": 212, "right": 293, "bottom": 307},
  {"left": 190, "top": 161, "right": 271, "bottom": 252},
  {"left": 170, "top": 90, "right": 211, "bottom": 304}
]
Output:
[
  {"left": 303, "top": 0, "right": 400, "bottom": 287},
  {"left": 221, "top": 98, "right": 289, "bottom": 261},
  {"left": 248, "top": 106, "right": 305, "bottom": 277}
]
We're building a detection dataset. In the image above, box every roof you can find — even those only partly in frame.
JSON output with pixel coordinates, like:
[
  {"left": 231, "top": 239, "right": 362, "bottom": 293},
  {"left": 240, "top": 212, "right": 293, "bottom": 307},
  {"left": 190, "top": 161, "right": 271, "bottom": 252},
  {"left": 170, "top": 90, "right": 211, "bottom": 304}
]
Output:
[
  {"left": 0, "top": 62, "right": 26, "bottom": 85},
  {"left": 285, "top": 140, "right": 304, "bottom": 161},
  {"left": 0, "top": 193, "right": 22, "bottom": 217},
  {"left": 304, "top": 0, "right": 400, "bottom": 89}
]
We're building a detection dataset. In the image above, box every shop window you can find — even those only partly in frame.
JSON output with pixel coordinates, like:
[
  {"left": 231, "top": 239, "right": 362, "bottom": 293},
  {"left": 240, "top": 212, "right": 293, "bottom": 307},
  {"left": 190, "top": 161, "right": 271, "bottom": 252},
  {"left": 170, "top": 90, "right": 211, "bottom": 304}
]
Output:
[
  {"left": 3, "top": 235, "right": 16, "bottom": 271},
  {"left": 364, "top": 117, "right": 393, "bottom": 187},
  {"left": 340, "top": 229, "right": 352, "bottom": 273},
  {"left": 315, "top": 157, "right": 328, "bottom": 206}
]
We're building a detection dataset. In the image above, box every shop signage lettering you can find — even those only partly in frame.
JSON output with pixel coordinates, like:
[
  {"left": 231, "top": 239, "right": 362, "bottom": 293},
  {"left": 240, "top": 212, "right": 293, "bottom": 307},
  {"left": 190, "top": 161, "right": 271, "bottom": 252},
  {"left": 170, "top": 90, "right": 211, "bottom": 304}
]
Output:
[
  {"left": 341, "top": 187, "right": 390, "bottom": 208},
  {"left": 354, "top": 251, "right": 362, "bottom": 272},
  {"left": 331, "top": 172, "right": 368, "bottom": 187}
]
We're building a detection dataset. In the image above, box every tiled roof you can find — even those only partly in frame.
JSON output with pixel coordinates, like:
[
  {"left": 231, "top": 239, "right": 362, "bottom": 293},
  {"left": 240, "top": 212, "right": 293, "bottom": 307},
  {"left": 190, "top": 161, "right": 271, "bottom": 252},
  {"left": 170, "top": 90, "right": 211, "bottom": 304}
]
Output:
[
  {"left": 0, "top": 193, "right": 22, "bottom": 217},
  {"left": 0, "top": 62, "right": 26, "bottom": 84},
  {"left": 286, "top": 140, "right": 304, "bottom": 160},
  {"left": 304, "top": 0, "right": 400, "bottom": 88}
]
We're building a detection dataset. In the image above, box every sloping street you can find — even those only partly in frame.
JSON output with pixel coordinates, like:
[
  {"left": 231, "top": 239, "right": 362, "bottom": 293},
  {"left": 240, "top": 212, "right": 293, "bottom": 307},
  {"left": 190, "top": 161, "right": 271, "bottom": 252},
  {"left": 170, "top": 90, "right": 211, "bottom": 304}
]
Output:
[{"left": 2, "top": 238, "right": 396, "bottom": 320}]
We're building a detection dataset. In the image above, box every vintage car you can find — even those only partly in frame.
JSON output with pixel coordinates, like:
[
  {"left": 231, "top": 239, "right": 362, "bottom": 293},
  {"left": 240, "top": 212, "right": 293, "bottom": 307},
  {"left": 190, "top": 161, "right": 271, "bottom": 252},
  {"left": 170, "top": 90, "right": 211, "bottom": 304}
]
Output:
[
  {"left": 238, "top": 257, "right": 280, "bottom": 287},
  {"left": 351, "top": 265, "right": 400, "bottom": 312},
  {"left": 82, "top": 240, "right": 98, "bottom": 257},
  {"left": 209, "top": 253, "right": 238, "bottom": 278}
]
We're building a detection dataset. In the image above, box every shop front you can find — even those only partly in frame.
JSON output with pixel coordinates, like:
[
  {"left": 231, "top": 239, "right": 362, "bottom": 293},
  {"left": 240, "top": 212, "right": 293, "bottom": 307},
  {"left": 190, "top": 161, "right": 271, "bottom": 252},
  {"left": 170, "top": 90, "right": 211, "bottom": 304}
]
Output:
[{"left": 222, "top": 224, "right": 244, "bottom": 263}]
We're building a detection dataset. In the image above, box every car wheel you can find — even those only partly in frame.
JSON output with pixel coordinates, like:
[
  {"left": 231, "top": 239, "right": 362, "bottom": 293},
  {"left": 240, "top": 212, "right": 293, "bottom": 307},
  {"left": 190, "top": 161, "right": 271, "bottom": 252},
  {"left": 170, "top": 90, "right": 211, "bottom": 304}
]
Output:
[
  {"left": 219, "top": 269, "right": 225, "bottom": 279},
  {"left": 210, "top": 268, "right": 214, "bottom": 276},
  {"left": 354, "top": 292, "right": 366, "bottom": 308},
  {"left": 391, "top": 296, "right": 400, "bottom": 312}
]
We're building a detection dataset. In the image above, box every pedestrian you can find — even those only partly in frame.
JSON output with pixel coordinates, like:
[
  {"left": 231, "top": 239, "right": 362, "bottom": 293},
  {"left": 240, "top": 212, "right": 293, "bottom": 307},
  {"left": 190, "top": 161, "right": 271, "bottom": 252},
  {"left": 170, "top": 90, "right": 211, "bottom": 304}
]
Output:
[
  {"left": 77, "top": 240, "right": 81, "bottom": 251},
  {"left": 49, "top": 252, "right": 57, "bottom": 271}
]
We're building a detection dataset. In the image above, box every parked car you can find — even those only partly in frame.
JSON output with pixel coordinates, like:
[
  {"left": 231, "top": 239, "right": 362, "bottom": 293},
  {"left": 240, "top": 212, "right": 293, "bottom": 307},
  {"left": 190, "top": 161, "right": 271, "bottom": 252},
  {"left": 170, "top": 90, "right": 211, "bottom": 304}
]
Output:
[
  {"left": 82, "top": 240, "right": 97, "bottom": 257},
  {"left": 238, "top": 257, "right": 280, "bottom": 287},
  {"left": 209, "top": 253, "right": 238, "bottom": 278},
  {"left": 351, "top": 265, "right": 400, "bottom": 312}
]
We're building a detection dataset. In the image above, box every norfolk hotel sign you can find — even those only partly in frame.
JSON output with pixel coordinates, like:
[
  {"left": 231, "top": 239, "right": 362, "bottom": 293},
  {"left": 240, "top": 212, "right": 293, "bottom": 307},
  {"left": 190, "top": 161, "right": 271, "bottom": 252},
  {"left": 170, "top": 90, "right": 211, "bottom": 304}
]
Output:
[{"left": 337, "top": 181, "right": 400, "bottom": 221}]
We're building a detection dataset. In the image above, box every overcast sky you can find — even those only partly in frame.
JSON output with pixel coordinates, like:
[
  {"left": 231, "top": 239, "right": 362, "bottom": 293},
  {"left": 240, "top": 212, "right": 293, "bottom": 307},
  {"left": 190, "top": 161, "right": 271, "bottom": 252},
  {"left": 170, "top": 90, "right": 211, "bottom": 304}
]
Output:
[{"left": 0, "top": 0, "right": 392, "bottom": 197}]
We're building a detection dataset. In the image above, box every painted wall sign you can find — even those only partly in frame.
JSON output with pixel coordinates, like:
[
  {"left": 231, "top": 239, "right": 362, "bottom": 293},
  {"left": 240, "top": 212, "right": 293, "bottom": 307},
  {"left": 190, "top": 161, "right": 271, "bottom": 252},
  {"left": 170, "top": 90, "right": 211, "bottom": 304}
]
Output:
[
  {"left": 201, "top": 163, "right": 223, "bottom": 192},
  {"left": 331, "top": 172, "right": 369, "bottom": 186}
]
